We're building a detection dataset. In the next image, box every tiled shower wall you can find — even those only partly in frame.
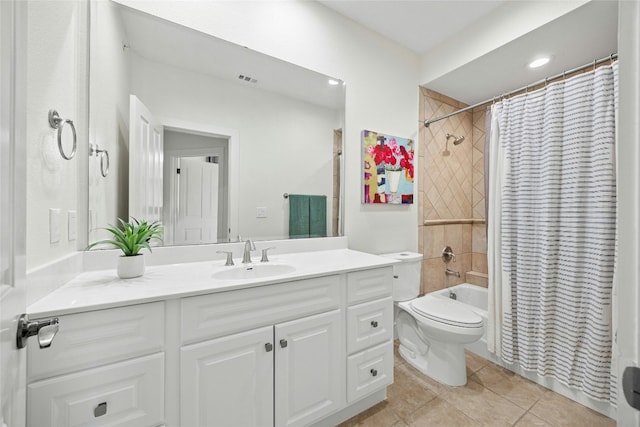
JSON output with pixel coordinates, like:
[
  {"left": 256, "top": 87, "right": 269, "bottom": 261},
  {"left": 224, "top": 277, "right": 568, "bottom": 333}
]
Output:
[{"left": 418, "top": 88, "right": 488, "bottom": 294}]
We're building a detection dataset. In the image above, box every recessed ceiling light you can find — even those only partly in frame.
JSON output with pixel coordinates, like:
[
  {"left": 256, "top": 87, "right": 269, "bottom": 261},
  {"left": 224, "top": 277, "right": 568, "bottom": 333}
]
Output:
[
  {"left": 328, "top": 79, "right": 340, "bottom": 86},
  {"left": 528, "top": 57, "right": 550, "bottom": 69}
]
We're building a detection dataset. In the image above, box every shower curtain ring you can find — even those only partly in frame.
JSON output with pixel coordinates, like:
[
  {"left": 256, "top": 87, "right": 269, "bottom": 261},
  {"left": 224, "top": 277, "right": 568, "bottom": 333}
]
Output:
[{"left": 593, "top": 59, "right": 597, "bottom": 71}]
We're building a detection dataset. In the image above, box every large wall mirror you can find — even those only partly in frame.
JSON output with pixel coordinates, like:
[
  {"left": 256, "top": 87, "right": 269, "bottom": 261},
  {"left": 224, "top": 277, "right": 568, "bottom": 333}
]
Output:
[{"left": 88, "top": 1, "right": 345, "bottom": 248}]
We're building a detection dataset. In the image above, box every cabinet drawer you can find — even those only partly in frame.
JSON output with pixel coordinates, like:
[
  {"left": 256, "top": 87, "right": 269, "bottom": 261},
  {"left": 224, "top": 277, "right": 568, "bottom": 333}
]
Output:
[
  {"left": 347, "top": 268, "right": 393, "bottom": 304},
  {"left": 181, "top": 275, "right": 341, "bottom": 344},
  {"left": 346, "top": 341, "right": 393, "bottom": 403},
  {"left": 28, "top": 302, "right": 164, "bottom": 380},
  {"left": 28, "top": 353, "right": 164, "bottom": 427},
  {"left": 347, "top": 297, "right": 393, "bottom": 354}
]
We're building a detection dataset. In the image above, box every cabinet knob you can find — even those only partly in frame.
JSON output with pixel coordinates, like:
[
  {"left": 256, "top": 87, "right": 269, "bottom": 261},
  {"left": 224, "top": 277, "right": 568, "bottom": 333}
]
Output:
[
  {"left": 265, "top": 343, "right": 273, "bottom": 352},
  {"left": 370, "top": 368, "right": 378, "bottom": 377},
  {"left": 280, "top": 339, "right": 288, "bottom": 348},
  {"left": 370, "top": 320, "right": 378, "bottom": 328},
  {"left": 94, "top": 402, "right": 107, "bottom": 417}
]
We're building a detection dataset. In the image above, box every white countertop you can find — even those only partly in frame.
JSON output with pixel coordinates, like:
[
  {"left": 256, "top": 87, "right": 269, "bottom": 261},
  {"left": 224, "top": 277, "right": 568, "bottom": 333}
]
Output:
[{"left": 27, "top": 249, "right": 397, "bottom": 317}]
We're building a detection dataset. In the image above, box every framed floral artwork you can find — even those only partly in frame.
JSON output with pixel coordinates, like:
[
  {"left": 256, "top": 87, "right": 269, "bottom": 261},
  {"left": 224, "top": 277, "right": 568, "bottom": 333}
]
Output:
[{"left": 362, "top": 129, "right": 414, "bottom": 204}]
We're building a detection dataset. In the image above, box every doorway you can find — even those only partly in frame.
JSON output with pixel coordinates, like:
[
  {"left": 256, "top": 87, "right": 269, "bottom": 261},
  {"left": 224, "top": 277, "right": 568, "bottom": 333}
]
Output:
[{"left": 163, "top": 130, "right": 229, "bottom": 245}]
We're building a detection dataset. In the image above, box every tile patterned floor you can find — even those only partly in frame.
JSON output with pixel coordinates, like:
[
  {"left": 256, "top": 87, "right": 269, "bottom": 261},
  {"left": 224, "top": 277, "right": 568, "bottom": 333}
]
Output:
[{"left": 340, "top": 343, "right": 615, "bottom": 427}]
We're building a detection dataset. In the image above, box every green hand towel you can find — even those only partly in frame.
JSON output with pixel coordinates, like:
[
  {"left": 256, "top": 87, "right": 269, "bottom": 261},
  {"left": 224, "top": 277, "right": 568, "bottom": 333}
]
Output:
[
  {"left": 289, "top": 195, "right": 310, "bottom": 238},
  {"left": 309, "top": 195, "right": 327, "bottom": 238}
]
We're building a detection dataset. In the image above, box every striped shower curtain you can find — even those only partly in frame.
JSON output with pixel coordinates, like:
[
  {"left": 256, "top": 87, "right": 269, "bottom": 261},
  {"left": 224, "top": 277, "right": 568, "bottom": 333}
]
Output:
[{"left": 490, "top": 62, "right": 618, "bottom": 403}]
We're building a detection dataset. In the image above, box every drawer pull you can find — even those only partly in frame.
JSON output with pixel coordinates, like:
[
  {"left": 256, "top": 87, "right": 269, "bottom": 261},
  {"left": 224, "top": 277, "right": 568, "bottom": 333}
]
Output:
[
  {"left": 370, "top": 320, "right": 378, "bottom": 328},
  {"left": 280, "top": 339, "right": 288, "bottom": 348},
  {"left": 370, "top": 368, "right": 378, "bottom": 377},
  {"left": 94, "top": 402, "right": 107, "bottom": 417},
  {"left": 265, "top": 343, "right": 273, "bottom": 352}
]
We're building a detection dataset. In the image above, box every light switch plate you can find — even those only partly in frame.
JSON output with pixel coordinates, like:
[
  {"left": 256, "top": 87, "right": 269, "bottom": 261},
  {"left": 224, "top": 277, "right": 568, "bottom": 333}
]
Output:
[
  {"left": 68, "top": 210, "right": 77, "bottom": 241},
  {"left": 49, "top": 208, "right": 60, "bottom": 244},
  {"left": 256, "top": 207, "right": 267, "bottom": 218}
]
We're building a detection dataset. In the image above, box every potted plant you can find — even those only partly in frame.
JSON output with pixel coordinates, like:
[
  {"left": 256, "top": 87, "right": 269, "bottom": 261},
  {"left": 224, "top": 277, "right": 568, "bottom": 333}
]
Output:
[{"left": 88, "top": 218, "right": 163, "bottom": 279}]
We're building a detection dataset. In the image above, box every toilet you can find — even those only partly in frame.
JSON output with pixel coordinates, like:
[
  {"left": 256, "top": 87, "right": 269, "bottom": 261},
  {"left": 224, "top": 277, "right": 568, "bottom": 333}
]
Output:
[{"left": 381, "top": 252, "right": 484, "bottom": 386}]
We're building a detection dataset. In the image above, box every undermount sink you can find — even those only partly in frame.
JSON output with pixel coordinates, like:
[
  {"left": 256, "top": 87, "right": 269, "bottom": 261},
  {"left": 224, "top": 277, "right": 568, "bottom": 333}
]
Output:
[{"left": 212, "top": 263, "right": 296, "bottom": 280}]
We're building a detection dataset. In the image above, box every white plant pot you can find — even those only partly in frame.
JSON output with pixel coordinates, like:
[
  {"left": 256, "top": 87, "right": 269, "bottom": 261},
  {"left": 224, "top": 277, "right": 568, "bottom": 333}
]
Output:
[{"left": 117, "top": 254, "right": 145, "bottom": 279}]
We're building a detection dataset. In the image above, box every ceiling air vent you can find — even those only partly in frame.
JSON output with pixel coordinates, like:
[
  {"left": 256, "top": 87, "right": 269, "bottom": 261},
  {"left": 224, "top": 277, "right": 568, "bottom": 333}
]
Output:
[{"left": 238, "top": 74, "right": 258, "bottom": 84}]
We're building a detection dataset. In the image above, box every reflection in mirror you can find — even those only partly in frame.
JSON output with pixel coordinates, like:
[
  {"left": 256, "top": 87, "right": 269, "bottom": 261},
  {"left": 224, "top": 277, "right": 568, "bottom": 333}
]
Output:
[{"left": 88, "top": 1, "right": 345, "bottom": 248}]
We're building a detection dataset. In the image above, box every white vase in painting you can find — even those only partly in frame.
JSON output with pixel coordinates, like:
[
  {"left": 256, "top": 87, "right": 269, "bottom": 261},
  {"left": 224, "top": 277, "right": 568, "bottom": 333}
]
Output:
[
  {"left": 386, "top": 169, "right": 402, "bottom": 203},
  {"left": 117, "top": 254, "right": 145, "bottom": 279}
]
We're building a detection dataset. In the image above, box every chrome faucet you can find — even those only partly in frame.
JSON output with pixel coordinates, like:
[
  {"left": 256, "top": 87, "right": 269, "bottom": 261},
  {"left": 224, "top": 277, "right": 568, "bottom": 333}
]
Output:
[{"left": 242, "top": 239, "right": 255, "bottom": 264}]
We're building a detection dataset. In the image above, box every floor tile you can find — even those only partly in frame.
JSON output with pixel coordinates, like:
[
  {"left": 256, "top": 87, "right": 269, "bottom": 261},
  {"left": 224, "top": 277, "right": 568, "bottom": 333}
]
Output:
[
  {"left": 355, "top": 401, "right": 402, "bottom": 427},
  {"left": 529, "top": 391, "right": 615, "bottom": 427},
  {"left": 386, "top": 364, "right": 438, "bottom": 419},
  {"left": 513, "top": 412, "right": 552, "bottom": 426},
  {"left": 396, "top": 361, "right": 451, "bottom": 396},
  {"left": 470, "top": 363, "right": 546, "bottom": 410},
  {"left": 403, "top": 397, "right": 481, "bottom": 427},
  {"left": 465, "top": 349, "right": 490, "bottom": 376},
  {"left": 441, "top": 378, "right": 527, "bottom": 426}
]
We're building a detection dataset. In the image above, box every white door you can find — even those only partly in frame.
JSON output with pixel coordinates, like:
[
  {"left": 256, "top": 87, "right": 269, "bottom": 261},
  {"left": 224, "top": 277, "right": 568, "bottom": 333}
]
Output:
[
  {"left": 0, "top": 1, "right": 27, "bottom": 426},
  {"left": 174, "top": 158, "right": 219, "bottom": 245},
  {"left": 129, "top": 94, "right": 163, "bottom": 223},
  {"left": 180, "top": 326, "right": 274, "bottom": 427},
  {"left": 274, "top": 309, "right": 344, "bottom": 427}
]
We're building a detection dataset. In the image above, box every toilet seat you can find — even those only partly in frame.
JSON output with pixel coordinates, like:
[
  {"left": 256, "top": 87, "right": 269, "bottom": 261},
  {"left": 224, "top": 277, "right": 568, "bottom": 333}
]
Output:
[{"left": 409, "top": 295, "right": 483, "bottom": 329}]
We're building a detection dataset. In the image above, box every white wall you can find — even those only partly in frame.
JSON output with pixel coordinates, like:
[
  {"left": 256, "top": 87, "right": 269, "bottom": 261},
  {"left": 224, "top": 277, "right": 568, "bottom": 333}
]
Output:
[
  {"left": 88, "top": 0, "right": 131, "bottom": 243},
  {"left": 418, "top": 1, "right": 590, "bottom": 85},
  {"left": 117, "top": 0, "right": 421, "bottom": 254},
  {"left": 26, "top": 0, "right": 88, "bottom": 271},
  {"left": 131, "top": 54, "right": 338, "bottom": 240},
  {"left": 615, "top": 0, "right": 640, "bottom": 424}
]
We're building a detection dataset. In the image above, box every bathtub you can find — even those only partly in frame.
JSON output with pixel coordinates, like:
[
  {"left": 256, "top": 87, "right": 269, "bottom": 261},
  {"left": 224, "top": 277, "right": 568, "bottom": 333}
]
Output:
[{"left": 430, "top": 283, "right": 490, "bottom": 359}]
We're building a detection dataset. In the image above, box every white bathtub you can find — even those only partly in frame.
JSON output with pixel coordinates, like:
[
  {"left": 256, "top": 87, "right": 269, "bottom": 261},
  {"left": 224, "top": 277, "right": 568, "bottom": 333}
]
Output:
[{"left": 430, "top": 283, "right": 489, "bottom": 358}]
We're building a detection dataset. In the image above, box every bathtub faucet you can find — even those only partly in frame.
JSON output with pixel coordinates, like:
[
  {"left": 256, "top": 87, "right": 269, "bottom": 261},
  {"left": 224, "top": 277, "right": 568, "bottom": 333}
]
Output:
[{"left": 445, "top": 268, "right": 460, "bottom": 278}]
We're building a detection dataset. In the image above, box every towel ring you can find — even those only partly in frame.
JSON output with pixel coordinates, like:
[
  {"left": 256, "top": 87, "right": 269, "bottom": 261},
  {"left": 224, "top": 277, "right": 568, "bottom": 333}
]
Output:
[
  {"left": 48, "top": 109, "right": 76, "bottom": 160},
  {"left": 98, "top": 149, "right": 109, "bottom": 177},
  {"left": 90, "top": 144, "right": 109, "bottom": 178}
]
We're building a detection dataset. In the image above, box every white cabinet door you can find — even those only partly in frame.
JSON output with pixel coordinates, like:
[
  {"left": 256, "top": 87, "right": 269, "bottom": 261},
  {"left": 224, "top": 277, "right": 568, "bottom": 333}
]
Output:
[
  {"left": 274, "top": 309, "right": 344, "bottom": 427},
  {"left": 181, "top": 325, "right": 274, "bottom": 427}
]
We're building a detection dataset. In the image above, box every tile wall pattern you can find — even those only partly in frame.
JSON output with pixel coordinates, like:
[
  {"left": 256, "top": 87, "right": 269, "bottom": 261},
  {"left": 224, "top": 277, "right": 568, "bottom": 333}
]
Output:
[{"left": 418, "top": 88, "right": 488, "bottom": 294}]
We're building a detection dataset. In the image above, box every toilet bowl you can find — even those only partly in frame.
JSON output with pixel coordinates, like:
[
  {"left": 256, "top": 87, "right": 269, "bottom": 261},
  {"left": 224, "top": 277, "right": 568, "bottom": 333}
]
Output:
[
  {"left": 396, "top": 295, "right": 484, "bottom": 386},
  {"left": 381, "top": 252, "right": 485, "bottom": 387}
]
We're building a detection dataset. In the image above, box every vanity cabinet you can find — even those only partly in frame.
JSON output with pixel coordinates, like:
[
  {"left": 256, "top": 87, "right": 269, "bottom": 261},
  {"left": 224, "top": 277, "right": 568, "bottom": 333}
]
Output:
[{"left": 26, "top": 261, "right": 395, "bottom": 427}]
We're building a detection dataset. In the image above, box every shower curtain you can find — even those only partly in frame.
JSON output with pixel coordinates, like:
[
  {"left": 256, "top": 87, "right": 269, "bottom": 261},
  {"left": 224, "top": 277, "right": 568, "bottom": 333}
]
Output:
[{"left": 488, "top": 62, "right": 618, "bottom": 403}]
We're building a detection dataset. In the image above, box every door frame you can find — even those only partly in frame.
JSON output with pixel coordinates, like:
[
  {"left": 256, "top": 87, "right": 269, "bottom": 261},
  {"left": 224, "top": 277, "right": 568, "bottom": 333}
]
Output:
[
  {"left": 160, "top": 118, "right": 239, "bottom": 243},
  {"left": 0, "top": 0, "right": 28, "bottom": 425}
]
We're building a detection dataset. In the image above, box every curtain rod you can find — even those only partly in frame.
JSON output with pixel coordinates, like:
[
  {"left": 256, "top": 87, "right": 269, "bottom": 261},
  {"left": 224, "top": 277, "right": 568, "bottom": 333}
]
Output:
[{"left": 423, "top": 53, "right": 618, "bottom": 128}]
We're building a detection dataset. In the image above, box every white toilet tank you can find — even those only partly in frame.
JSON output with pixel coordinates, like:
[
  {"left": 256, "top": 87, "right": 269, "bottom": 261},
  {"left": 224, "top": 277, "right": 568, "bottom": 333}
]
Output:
[{"left": 380, "top": 252, "right": 423, "bottom": 302}]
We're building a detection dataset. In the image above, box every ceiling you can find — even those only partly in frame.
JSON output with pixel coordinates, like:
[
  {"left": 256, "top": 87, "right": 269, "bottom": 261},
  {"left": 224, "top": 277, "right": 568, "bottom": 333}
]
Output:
[
  {"left": 319, "top": 0, "right": 619, "bottom": 105},
  {"left": 317, "top": 0, "right": 507, "bottom": 55}
]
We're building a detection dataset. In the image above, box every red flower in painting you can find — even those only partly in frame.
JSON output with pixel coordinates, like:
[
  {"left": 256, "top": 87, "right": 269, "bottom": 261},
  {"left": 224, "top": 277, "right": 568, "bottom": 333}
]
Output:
[{"left": 365, "top": 136, "right": 414, "bottom": 180}]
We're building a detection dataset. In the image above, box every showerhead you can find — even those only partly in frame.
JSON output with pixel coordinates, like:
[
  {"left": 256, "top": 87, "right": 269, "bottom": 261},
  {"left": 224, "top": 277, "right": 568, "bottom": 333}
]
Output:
[{"left": 446, "top": 133, "right": 465, "bottom": 145}]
